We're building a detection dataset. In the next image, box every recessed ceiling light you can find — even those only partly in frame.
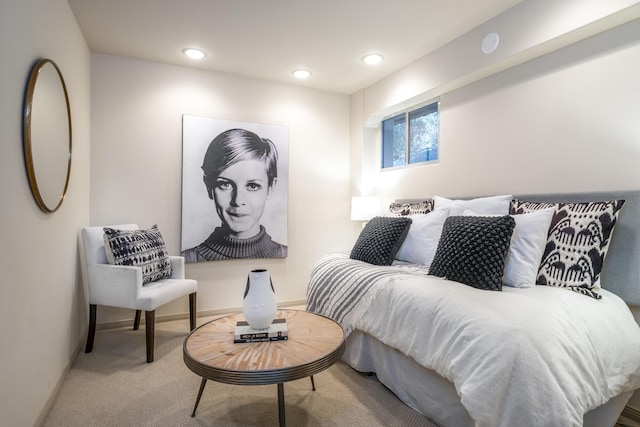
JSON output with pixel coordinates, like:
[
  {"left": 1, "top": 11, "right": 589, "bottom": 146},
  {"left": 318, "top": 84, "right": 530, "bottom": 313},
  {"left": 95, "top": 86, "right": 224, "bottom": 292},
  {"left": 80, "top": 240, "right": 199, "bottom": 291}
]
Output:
[
  {"left": 481, "top": 32, "right": 500, "bottom": 54},
  {"left": 182, "top": 48, "right": 206, "bottom": 60},
  {"left": 292, "top": 69, "right": 311, "bottom": 79},
  {"left": 362, "top": 53, "right": 384, "bottom": 65}
]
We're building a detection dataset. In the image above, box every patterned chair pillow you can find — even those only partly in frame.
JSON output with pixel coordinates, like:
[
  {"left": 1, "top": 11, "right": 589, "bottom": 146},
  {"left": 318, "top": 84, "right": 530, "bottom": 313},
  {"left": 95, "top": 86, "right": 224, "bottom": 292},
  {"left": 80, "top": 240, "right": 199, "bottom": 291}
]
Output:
[
  {"left": 103, "top": 224, "right": 172, "bottom": 284},
  {"left": 510, "top": 198, "right": 625, "bottom": 299},
  {"left": 429, "top": 215, "right": 516, "bottom": 291},
  {"left": 350, "top": 216, "right": 412, "bottom": 266}
]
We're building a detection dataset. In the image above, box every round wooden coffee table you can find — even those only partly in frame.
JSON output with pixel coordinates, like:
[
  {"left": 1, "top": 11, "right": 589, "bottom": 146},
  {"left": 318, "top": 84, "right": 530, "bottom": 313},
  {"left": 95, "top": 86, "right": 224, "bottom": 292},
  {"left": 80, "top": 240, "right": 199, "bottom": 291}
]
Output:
[{"left": 183, "top": 309, "right": 345, "bottom": 426}]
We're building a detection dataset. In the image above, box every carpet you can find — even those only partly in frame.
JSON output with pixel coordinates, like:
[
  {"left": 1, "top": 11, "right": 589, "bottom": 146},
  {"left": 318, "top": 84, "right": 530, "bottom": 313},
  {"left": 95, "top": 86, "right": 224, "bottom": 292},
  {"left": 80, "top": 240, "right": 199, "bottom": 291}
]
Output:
[{"left": 41, "top": 315, "right": 438, "bottom": 427}]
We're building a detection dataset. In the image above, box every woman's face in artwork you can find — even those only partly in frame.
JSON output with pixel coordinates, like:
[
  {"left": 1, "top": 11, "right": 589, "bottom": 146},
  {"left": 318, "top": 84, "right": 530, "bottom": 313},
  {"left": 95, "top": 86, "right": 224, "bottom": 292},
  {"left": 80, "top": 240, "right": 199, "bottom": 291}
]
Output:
[{"left": 213, "top": 159, "right": 273, "bottom": 238}]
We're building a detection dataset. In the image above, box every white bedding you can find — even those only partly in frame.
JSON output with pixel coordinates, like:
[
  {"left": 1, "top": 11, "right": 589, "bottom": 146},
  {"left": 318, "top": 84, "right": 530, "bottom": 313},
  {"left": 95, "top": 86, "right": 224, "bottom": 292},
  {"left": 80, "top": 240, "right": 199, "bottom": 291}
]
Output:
[{"left": 347, "top": 273, "right": 640, "bottom": 427}]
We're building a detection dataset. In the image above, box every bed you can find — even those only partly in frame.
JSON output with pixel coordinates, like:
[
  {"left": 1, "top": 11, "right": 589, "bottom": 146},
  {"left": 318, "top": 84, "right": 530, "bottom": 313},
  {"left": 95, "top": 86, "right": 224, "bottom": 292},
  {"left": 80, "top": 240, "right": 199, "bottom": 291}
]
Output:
[{"left": 306, "top": 190, "right": 640, "bottom": 427}]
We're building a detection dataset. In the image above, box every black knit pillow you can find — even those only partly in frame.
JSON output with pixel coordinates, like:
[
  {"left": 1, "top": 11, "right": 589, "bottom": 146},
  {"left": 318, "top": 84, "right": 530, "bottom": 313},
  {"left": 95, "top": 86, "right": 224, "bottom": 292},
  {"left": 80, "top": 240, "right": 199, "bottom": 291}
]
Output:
[
  {"left": 103, "top": 225, "right": 172, "bottom": 284},
  {"left": 350, "top": 216, "right": 412, "bottom": 266},
  {"left": 429, "top": 215, "right": 516, "bottom": 291}
]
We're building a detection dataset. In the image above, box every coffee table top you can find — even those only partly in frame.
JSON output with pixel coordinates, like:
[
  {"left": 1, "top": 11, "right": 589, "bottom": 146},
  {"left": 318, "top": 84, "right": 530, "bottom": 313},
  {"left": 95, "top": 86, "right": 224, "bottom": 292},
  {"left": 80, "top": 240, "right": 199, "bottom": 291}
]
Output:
[{"left": 183, "top": 309, "right": 345, "bottom": 385}]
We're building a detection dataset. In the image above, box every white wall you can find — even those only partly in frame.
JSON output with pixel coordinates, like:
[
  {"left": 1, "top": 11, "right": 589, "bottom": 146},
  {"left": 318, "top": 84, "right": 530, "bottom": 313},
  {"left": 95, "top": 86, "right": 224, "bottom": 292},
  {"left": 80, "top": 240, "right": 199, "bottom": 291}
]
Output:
[
  {"left": 351, "top": 2, "right": 640, "bottom": 204},
  {"left": 373, "top": 20, "right": 640, "bottom": 201},
  {"left": 0, "top": 0, "right": 91, "bottom": 425},
  {"left": 361, "top": 0, "right": 640, "bottom": 127},
  {"left": 90, "top": 54, "right": 353, "bottom": 324}
]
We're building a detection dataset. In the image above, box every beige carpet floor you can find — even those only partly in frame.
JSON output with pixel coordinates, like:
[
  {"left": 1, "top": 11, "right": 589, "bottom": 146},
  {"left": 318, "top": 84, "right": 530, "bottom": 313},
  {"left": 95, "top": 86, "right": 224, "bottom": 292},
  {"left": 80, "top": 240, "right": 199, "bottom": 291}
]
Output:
[{"left": 41, "top": 315, "right": 439, "bottom": 427}]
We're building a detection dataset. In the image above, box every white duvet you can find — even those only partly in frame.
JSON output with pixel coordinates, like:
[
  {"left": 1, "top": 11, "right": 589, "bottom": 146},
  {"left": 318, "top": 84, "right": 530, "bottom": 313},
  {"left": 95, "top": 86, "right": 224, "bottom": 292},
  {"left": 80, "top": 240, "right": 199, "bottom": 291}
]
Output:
[{"left": 350, "top": 274, "right": 640, "bottom": 427}]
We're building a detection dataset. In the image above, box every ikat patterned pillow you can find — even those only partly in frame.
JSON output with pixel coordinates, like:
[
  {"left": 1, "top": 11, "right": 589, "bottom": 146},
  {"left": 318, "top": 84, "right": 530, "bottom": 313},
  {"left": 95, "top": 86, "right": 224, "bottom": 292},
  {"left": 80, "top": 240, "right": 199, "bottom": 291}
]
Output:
[
  {"left": 350, "top": 216, "right": 412, "bottom": 266},
  {"left": 429, "top": 215, "right": 516, "bottom": 291},
  {"left": 103, "top": 224, "right": 172, "bottom": 284},
  {"left": 389, "top": 199, "right": 434, "bottom": 216},
  {"left": 510, "top": 198, "right": 625, "bottom": 299}
]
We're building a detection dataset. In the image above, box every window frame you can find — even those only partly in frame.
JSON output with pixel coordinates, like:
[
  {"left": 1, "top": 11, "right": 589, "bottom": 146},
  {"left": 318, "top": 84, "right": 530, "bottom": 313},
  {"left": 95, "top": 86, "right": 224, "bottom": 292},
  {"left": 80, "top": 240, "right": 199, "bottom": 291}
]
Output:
[{"left": 381, "top": 99, "right": 440, "bottom": 170}]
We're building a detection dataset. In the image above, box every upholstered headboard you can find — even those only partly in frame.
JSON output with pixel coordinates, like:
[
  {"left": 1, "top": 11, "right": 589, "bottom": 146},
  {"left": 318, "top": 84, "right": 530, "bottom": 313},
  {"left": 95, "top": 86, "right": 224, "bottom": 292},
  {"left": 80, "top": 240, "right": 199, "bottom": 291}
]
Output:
[{"left": 396, "top": 190, "right": 640, "bottom": 306}]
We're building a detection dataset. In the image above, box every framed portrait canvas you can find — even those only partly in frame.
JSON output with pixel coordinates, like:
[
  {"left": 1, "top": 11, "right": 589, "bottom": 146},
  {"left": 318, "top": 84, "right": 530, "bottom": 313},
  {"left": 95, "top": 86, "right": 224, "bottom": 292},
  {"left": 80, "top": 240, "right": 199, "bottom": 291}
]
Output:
[{"left": 181, "top": 115, "right": 288, "bottom": 262}]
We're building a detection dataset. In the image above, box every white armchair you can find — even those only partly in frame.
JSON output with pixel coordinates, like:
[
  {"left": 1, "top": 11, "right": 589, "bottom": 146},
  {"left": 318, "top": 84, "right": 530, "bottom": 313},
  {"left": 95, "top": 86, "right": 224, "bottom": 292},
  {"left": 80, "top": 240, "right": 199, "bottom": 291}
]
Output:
[{"left": 80, "top": 224, "right": 197, "bottom": 363}]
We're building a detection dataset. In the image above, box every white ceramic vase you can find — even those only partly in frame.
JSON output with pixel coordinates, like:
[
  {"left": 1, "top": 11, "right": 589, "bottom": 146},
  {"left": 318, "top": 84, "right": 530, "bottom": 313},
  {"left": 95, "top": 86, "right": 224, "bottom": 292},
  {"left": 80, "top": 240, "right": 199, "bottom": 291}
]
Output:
[{"left": 243, "top": 269, "right": 277, "bottom": 330}]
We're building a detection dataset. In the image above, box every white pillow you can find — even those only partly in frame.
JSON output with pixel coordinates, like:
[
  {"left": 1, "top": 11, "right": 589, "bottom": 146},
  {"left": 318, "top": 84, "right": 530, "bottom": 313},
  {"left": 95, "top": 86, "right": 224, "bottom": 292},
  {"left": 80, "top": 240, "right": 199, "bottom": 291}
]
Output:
[
  {"left": 433, "top": 194, "right": 512, "bottom": 216},
  {"left": 396, "top": 207, "right": 450, "bottom": 268},
  {"left": 463, "top": 208, "right": 554, "bottom": 288}
]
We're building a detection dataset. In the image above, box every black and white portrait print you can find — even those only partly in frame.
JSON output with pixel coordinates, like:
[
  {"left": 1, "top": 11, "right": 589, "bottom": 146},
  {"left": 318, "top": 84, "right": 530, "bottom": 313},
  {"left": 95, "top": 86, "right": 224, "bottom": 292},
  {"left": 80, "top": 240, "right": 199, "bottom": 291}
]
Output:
[{"left": 181, "top": 115, "right": 288, "bottom": 262}]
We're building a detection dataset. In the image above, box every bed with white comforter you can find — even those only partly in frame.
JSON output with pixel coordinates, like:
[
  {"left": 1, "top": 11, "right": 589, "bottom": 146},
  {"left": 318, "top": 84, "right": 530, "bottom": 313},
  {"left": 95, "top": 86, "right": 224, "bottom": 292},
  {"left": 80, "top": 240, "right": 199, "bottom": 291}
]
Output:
[{"left": 306, "top": 190, "right": 640, "bottom": 427}]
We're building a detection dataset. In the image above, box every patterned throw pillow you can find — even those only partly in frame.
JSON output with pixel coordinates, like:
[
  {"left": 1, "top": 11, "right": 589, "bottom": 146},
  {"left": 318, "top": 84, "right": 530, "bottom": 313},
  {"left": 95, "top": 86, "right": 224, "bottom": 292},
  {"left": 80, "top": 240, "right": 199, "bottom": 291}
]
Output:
[
  {"left": 389, "top": 199, "right": 434, "bottom": 216},
  {"left": 103, "top": 225, "right": 172, "bottom": 284},
  {"left": 350, "top": 216, "right": 412, "bottom": 266},
  {"left": 429, "top": 215, "right": 516, "bottom": 291},
  {"left": 510, "top": 199, "right": 625, "bottom": 299}
]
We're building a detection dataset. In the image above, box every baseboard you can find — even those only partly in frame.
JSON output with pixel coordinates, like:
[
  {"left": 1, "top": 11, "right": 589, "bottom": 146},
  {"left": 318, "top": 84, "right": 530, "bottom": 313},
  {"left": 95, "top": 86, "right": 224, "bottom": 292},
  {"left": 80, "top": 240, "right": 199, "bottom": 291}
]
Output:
[
  {"left": 33, "top": 336, "right": 85, "bottom": 427},
  {"left": 96, "top": 299, "right": 307, "bottom": 331},
  {"left": 622, "top": 405, "right": 640, "bottom": 422}
]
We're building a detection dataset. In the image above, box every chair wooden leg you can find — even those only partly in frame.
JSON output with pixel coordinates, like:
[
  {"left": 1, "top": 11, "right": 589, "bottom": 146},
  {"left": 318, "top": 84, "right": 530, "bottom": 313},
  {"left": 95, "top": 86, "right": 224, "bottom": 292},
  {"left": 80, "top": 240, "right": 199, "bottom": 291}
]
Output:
[
  {"left": 85, "top": 304, "right": 97, "bottom": 353},
  {"left": 145, "top": 310, "right": 155, "bottom": 363},
  {"left": 189, "top": 293, "right": 197, "bottom": 331},
  {"left": 133, "top": 310, "right": 141, "bottom": 330}
]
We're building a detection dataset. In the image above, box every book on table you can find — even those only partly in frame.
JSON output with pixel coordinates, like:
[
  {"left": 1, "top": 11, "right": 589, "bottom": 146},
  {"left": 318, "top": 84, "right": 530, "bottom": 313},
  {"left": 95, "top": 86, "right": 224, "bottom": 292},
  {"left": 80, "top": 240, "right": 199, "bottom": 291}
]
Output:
[{"left": 234, "top": 318, "right": 288, "bottom": 343}]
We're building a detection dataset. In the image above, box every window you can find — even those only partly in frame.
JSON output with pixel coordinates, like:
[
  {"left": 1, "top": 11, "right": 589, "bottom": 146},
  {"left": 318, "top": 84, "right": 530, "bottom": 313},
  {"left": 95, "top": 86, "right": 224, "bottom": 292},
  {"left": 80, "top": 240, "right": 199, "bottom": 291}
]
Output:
[{"left": 382, "top": 101, "right": 439, "bottom": 169}]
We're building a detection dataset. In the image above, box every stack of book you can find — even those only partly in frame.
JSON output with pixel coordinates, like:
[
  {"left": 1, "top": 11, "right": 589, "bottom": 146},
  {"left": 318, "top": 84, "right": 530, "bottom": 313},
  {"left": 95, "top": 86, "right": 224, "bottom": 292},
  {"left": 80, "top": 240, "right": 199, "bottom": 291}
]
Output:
[{"left": 234, "top": 318, "right": 289, "bottom": 343}]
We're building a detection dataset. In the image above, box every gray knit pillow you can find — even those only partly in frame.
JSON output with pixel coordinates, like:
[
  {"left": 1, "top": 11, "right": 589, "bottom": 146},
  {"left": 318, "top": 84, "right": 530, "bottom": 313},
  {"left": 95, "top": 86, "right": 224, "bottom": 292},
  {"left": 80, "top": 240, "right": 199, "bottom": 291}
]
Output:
[
  {"left": 350, "top": 216, "right": 412, "bottom": 266},
  {"left": 429, "top": 215, "right": 516, "bottom": 291}
]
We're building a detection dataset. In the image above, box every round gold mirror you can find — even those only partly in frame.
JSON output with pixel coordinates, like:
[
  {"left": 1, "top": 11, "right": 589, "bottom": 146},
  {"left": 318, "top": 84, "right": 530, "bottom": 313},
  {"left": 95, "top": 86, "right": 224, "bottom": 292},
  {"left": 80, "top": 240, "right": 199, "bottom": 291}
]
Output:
[{"left": 23, "top": 58, "right": 72, "bottom": 213}]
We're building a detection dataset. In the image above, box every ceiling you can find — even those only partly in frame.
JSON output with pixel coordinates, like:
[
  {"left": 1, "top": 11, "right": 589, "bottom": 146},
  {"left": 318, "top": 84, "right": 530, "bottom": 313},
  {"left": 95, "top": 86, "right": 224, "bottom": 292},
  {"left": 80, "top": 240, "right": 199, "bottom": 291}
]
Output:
[{"left": 67, "top": 0, "right": 523, "bottom": 94}]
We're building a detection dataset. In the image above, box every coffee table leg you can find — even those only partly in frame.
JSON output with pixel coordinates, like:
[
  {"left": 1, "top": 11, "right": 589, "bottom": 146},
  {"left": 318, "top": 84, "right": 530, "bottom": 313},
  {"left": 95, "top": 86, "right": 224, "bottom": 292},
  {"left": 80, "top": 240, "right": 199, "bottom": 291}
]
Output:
[
  {"left": 277, "top": 383, "right": 285, "bottom": 427},
  {"left": 310, "top": 375, "right": 316, "bottom": 391},
  {"left": 191, "top": 378, "right": 208, "bottom": 417}
]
